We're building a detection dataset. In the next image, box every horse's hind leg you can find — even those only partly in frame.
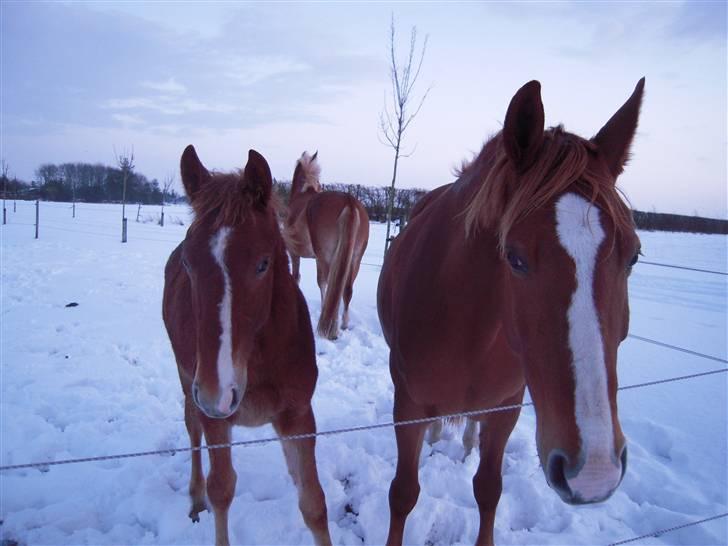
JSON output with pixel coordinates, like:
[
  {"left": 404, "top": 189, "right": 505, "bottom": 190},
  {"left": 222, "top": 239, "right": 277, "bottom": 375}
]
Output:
[
  {"left": 291, "top": 254, "right": 301, "bottom": 284},
  {"left": 201, "top": 419, "right": 236, "bottom": 546},
  {"left": 184, "top": 394, "right": 207, "bottom": 522},
  {"left": 473, "top": 389, "right": 524, "bottom": 546},
  {"left": 341, "top": 281, "right": 353, "bottom": 330},
  {"left": 274, "top": 406, "right": 331, "bottom": 546},
  {"left": 386, "top": 387, "right": 427, "bottom": 546},
  {"left": 315, "top": 260, "right": 329, "bottom": 304},
  {"left": 462, "top": 418, "right": 479, "bottom": 460},
  {"left": 425, "top": 419, "right": 443, "bottom": 446}
]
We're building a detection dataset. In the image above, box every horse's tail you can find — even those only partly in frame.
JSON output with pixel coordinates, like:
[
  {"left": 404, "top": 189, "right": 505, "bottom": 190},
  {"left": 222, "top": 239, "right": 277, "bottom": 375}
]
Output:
[{"left": 318, "top": 203, "right": 359, "bottom": 339}]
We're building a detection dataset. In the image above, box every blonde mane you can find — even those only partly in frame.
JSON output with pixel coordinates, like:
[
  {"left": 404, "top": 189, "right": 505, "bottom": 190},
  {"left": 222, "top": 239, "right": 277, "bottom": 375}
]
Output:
[{"left": 295, "top": 151, "right": 321, "bottom": 193}]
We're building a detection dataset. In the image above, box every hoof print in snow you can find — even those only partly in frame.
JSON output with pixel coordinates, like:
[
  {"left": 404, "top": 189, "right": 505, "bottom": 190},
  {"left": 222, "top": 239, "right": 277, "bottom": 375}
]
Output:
[{"left": 65, "top": 302, "right": 79, "bottom": 308}]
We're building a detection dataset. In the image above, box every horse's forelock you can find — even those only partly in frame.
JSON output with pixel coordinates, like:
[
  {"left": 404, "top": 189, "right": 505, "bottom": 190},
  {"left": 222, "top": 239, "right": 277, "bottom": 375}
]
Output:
[{"left": 463, "top": 127, "right": 633, "bottom": 253}]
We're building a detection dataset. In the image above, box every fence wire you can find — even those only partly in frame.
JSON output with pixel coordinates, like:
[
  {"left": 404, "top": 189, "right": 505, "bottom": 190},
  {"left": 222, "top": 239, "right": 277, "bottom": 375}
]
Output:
[
  {"left": 2, "top": 367, "right": 726, "bottom": 473},
  {"left": 607, "top": 512, "right": 728, "bottom": 545}
]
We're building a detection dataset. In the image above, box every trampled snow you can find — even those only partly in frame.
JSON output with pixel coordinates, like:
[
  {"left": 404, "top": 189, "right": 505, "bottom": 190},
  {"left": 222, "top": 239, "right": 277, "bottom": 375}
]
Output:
[{"left": 1, "top": 200, "right": 726, "bottom": 545}]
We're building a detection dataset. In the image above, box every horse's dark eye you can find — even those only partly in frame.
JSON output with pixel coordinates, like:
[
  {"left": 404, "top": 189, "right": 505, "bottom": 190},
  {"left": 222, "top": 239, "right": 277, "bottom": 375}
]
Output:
[
  {"left": 256, "top": 257, "right": 270, "bottom": 276},
  {"left": 506, "top": 250, "right": 528, "bottom": 274},
  {"left": 628, "top": 251, "right": 640, "bottom": 268}
]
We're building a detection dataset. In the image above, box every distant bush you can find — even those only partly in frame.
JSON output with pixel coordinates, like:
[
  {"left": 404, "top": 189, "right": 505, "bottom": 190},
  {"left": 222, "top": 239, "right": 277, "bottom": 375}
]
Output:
[{"left": 633, "top": 210, "right": 728, "bottom": 234}]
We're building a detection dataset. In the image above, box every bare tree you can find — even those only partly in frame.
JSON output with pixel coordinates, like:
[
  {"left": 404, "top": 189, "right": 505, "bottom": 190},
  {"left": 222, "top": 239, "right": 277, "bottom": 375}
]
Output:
[
  {"left": 379, "top": 15, "right": 431, "bottom": 254},
  {"left": 160, "top": 172, "right": 175, "bottom": 226},
  {"left": 114, "top": 146, "right": 134, "bottom": 242}
]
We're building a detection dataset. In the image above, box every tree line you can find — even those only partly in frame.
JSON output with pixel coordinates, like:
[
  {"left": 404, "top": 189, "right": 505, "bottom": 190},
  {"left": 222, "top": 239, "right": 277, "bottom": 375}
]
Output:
[
  {"left": 1, "top": 162, "right": 183, "bottom": 205},
  {"left": 1, "top": 162, "right": 725, "bottom": 235}
]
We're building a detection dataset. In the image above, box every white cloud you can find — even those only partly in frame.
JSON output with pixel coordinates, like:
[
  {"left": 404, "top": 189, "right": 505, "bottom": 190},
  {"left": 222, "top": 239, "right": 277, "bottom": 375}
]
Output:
[{"left": 141, "top": 78, "right": 187, "bottom": 94}]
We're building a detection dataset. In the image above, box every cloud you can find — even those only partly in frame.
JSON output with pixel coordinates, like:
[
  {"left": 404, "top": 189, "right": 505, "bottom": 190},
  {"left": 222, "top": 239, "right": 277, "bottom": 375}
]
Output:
[{"left": 141, "top": 78, "right": 187, "bottom": 94}]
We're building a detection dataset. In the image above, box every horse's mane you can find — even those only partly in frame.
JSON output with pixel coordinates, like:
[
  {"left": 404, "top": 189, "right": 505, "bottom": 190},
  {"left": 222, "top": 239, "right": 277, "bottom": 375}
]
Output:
[
  {"left": 190, "top": 170, "right": 282, "bottom": 230},
  {"left": 463, "top": 126, "right": 633, "bottom": 251},
  {"left": 292, "top": 152, "right": 321, "bottom": 194}
]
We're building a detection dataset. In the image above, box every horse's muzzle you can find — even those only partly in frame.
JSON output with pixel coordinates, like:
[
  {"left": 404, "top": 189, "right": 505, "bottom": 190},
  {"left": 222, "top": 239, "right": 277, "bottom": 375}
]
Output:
[
  {"left": 192, "top": 381, "right": 241, "bottom": 419},
  {"left": 546, "top": 445, "right": 627, "bottom": 505}
]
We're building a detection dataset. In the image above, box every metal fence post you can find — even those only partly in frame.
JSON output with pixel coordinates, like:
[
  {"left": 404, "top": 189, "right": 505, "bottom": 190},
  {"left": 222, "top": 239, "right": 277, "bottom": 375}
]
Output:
[
  {"left": 35, "top": 199, "right": 39, "bottom": 239},
  {"left": 121, "top": 217, "right": 127, "bottom": 243}
]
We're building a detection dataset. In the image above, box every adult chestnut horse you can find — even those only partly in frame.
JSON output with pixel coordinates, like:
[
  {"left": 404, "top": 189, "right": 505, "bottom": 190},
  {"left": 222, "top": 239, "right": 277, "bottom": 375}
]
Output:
[
  {"left": 377, "top": 78, "right": 644, "bottom": 545},
  {"left": 163, "top": 146, "right": 331, "bottom": 546},
  {"left": 284, "top": 152, "right": 369, "bottom": 340}
]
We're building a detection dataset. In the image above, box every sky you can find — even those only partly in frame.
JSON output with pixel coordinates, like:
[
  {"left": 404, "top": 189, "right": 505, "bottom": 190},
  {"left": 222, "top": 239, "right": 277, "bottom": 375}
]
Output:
[{"left": 1, "top": 1, "right": 726, "bottom": 218}]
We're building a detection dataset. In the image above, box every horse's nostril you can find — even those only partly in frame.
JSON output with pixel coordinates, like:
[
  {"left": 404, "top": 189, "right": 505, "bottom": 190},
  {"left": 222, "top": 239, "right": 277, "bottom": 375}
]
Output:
[
  {"left": 546, "top": 451, "right": 572, "bottom": 499},
  {"left": 620, "top": 444, "right": 628, "bottom": 480},
  {"left": 230, "top": 387, "right": 239, "bottom": 409}
]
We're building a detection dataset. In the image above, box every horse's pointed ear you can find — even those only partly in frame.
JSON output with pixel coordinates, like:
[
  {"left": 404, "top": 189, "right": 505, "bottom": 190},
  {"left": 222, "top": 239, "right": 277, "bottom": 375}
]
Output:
[
  {"left": 180, "top": 145, "right": 209, "bottom": 201},
  {"left": 243, "top": 149, "right": 272, "bottom": 208},
  {"left": 503, "top": 80, "right": 545, "bottom": 172},
  {"left": 592, "top": 77, "right": 645, "bottom": 178},
  {"left": 311, "top": 150, "right": 318, "bottom": 162}
]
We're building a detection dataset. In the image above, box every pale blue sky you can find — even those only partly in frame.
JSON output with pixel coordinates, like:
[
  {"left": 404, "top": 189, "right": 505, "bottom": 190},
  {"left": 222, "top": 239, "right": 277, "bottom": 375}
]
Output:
[{"left": 2, "top": 1, "right": 726, "bottom": 217}]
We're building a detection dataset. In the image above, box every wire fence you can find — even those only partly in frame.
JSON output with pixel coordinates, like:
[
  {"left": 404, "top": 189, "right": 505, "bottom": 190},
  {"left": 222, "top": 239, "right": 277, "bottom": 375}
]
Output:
[
  {"left": 2, "top": 200, "right": 727, "bottom": 544},
  {"left": 4, "top": 213, "right": 728, "bottom": 277}
]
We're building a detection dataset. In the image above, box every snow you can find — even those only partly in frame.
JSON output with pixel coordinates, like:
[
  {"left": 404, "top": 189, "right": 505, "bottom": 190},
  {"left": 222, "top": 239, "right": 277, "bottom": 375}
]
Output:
[{"left": 1, "top": 200, "right": 726, "bottom": 545}]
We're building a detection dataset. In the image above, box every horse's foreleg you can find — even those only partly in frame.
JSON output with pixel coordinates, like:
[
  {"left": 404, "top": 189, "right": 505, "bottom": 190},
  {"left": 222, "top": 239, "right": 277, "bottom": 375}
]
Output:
[
  {"left": 274, "top": 407, "right": 331, "bottom": 546},
  {"left": 184, "top": 395, "right": 207, "bottom": 522},
  {"left": 291, "top": 254, "right": 301, "bottom": 284},
  {"left": 473, "top": 389, "right": 524, "bottom": 546},
  {"left": 202, "top": 418, "right": 236, "bottom": 546},
  {"left": 386, "top": 389, "right": 427, "bottom": 546}
]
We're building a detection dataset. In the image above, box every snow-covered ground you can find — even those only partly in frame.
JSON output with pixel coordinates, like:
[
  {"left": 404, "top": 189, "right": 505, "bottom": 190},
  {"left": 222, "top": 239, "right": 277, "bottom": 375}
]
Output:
[{"left": 1, "top": 200, "right": 726, "bottom": 545}]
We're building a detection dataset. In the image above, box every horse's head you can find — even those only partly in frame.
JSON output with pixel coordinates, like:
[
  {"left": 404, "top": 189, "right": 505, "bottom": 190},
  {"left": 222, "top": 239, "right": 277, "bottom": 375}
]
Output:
[
  {"left": 472, "top": 80, "right": 644, "bottom": 504},
  {"left": 291, "top": 151, "right": 321, "bottom": 194},
  {"left": 179, "top": 145, "right": 281, "bottom": 419}
]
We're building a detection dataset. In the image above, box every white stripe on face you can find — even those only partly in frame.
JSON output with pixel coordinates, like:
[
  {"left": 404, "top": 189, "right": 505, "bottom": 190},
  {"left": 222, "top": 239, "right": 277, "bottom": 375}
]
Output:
[
  {"left": 210, "top": 227, "right": 235, "bottom": 412},
  {"left": 555, "top": 193, "right": 620, "bottom": 500}
]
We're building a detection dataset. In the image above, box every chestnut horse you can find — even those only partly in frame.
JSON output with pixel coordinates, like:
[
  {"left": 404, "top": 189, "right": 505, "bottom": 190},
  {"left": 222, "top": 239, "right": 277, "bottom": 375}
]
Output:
[
  {"left": 284, "top": 152, "right": 370, "bottom": 340},
  {"left": 377, "top": 78, "right": 644, "bottom": 545},
  {"left": 163, "top": 146, "right": 331, "bottom": 546}
]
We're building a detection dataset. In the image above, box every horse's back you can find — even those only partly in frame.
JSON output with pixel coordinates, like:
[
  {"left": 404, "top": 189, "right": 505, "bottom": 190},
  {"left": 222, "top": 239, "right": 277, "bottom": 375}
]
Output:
[{"left": 307, "top": 191, "right": 369, "bottom": 257}]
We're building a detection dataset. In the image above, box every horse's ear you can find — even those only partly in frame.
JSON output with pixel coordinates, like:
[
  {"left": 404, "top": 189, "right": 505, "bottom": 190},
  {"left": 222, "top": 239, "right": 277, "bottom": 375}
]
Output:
[
  {"left": 503, "top": 80, "right": 545, "bottom": 172},
  {"left": 592, "top": 77, "right": 645, "bottom": 178},
  {"left": 243, "top": 149, "right": 272, "bottom": 208},
  {"left": 180, "top": 145, "right": 209, "bottom": 200},
  {"left": 311, "top": 150, "right": 318, "bottom": 162}
]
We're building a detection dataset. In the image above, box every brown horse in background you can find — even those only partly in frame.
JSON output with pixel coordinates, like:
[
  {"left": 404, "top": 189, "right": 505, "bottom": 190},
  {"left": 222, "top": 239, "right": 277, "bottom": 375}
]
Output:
[
  {"left": 163, "top": 146, "right": 331, "bottom": 546},
  {"left": 378, "top": 79, "right": 645, "bottom": 545},
  {"left": 284, "top": 152, "right": 369, "bottom": 340}
]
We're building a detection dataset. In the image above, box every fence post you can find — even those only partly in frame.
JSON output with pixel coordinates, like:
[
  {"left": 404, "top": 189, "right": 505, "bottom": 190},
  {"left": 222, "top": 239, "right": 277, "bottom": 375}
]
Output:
[
  {"left": 136, "top": 203, "right": 141, "bottom": 222},
  {"left": 35, "top": 199, "right": 39, "bottom": 239},
  {"left": 121, "top": 217, "right": 128, "bottom": 243},
  {"left": 160, "top": 210, "right": 165, "bottom": 227},
  {"left": 72, "top": 201, "right": 76, "bottom": 219}
]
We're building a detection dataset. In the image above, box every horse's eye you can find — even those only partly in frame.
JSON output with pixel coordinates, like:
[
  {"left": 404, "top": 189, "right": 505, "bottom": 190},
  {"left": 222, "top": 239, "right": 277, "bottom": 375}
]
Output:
[
  {"left": 628, "top": 250, "right": 640, "bottom": 269},
  {"left": 506, "top": 250, "right": 528, "bottom": 274},
  {"left": 256, "top": 257, "right": 270, "bottom": 276}
]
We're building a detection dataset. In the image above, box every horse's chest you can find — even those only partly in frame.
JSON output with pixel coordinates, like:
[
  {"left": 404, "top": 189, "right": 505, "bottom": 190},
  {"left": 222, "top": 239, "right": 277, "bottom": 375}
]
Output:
[{"left": 232, "top": 385, "right": 283, "bottom": 427}]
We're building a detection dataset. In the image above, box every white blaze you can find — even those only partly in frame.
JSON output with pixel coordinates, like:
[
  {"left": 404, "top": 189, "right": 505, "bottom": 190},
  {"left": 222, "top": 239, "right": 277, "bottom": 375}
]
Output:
[
  {"left": 555, "top": 193, "right": 620, "bottom": 501},
  {"left": 210, "top": 227, "right": 235, "bottom": 412}
]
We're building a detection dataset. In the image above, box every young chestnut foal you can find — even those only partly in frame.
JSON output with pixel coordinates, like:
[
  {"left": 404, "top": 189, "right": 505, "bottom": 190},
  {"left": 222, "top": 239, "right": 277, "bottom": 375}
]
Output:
[{"left": 163, "top": 146, "right": 331, "bottom": 546}]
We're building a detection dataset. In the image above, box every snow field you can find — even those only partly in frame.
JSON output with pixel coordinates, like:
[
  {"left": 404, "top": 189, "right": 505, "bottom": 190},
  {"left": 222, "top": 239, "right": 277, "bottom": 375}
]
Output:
[{"left": 1, "top": 200, "right": 726, "bottom": 545}]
